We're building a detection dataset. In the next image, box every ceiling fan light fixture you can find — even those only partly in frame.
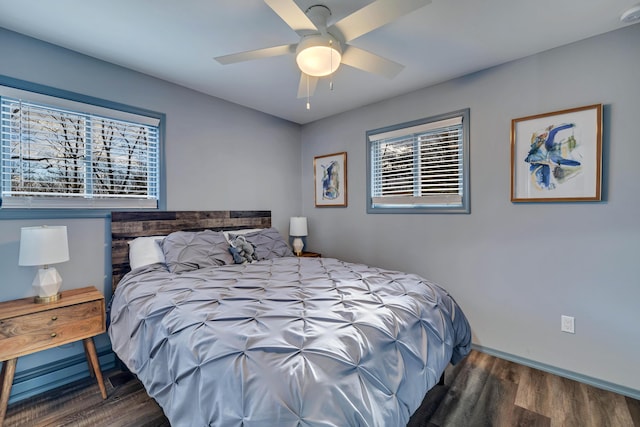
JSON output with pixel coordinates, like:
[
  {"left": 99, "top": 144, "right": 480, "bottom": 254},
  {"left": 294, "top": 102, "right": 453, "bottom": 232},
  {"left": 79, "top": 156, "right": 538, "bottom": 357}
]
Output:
[{"left": 296, "top": 34, "right": 342, "bottom": 77}]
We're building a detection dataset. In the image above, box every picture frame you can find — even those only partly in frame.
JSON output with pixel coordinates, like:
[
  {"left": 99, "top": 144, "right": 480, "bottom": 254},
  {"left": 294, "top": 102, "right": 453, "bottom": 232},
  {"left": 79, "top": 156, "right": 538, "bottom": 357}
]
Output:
[
  {"left": 511, "top": 104, "right": 602, "bottom": 202},
  {"left": 314, "top": 152, "right": 347, "bottom": 207}
]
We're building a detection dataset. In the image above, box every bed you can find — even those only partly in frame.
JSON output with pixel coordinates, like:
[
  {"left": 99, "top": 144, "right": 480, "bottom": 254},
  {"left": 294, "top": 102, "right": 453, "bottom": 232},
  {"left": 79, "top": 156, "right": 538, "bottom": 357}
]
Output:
[{"left": 108, "top": 211, "right": 471, "bottom": 426}]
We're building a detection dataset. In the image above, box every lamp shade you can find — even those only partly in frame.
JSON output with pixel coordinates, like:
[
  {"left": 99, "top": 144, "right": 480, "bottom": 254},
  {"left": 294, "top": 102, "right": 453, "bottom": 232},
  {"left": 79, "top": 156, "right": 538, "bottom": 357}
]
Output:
[
  {"left": 19, "top": 226, "right": 69, "bottom": 266},
  {"left": 289, "top": 217, "right": 308, "bottom": 237}
]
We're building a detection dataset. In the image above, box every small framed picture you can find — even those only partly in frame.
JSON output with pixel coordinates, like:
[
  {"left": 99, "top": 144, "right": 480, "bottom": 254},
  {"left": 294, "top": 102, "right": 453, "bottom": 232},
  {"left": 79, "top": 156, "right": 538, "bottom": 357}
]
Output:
[
  {"left": 511, "top": 104, "right": 602, "bottom": 202},
  {"left": 314, "top": 152, "right": 347, "bottom": 207}
]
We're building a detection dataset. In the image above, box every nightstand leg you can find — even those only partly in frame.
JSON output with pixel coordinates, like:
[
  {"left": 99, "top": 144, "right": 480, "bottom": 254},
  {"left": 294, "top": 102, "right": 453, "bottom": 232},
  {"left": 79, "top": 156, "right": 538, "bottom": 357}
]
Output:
[
  {"left": 0, "top": 358, "right": 17, "bottom": 426},
  {"left": 82, "top": 338, "right": 107, "bottom": 399},
  {"left": 84, "top": 341, "right": 95, "bottom": 379}
]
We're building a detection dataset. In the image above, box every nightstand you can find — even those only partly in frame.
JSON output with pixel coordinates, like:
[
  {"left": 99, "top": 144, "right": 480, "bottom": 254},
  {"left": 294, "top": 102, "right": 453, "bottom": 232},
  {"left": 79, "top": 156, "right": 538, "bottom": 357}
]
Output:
[
  {"left": 0, "top": 286, "right": 107, "bottom": 426},
  {"left": 297, "top": 251, "right": 321, "bottom": 258}
]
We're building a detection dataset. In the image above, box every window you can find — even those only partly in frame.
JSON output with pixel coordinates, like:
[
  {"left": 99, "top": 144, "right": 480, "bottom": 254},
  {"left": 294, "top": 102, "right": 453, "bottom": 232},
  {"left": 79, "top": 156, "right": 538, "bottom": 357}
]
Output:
[
  {"left": 367, "top": 109, "right": 469, "bottom": 213},
  {"left": 0, "top": 78, "right": 163, "bottom": 212}
]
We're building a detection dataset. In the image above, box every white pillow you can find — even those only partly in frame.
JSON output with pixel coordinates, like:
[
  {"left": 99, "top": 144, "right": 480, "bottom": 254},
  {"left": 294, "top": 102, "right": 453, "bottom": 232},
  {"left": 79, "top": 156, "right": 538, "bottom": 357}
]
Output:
[{"left": 128, "top": 236, "right": 166, "bottom": 270}]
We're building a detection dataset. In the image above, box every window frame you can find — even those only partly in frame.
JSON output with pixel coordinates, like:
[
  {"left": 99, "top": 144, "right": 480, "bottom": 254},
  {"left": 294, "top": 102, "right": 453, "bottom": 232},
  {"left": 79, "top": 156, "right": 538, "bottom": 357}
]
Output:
[
  {"left": 0, "top": 75, "right": 166, "bottom": 220},
  {"left": 366, "top": 108, "right": 470, "bottom": 214}
]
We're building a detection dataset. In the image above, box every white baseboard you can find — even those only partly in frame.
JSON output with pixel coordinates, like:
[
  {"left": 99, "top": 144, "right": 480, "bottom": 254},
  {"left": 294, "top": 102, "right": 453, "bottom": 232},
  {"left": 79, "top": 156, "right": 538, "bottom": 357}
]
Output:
[{"left": 473, "top": 344, "right": 640, "bottom": 400}]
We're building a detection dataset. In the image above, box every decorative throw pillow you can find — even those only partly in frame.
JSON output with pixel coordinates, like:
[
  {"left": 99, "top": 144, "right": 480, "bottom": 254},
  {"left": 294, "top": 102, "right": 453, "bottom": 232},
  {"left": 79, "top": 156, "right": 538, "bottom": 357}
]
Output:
[
  {"left": 229, "top": 227, "right": 294, "bottom": 260},
  {"left": 161, "top": 230, "right": 234, "bottom": 273}
]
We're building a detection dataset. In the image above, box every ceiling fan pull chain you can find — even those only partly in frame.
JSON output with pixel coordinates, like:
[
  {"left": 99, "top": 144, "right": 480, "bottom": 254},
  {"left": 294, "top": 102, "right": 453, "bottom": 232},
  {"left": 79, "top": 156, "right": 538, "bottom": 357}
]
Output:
[{"left": 329, "top": 39, "right": 334, "bottom": 91}]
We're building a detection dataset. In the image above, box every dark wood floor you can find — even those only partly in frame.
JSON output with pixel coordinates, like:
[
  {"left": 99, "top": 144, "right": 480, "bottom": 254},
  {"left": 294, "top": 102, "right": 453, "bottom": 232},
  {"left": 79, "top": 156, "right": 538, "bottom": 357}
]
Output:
[
  {"left": 408, "top": 350, "right": 640, "bottom": 427},
  {"left": 4, "top": 350, "right": 639, "bottom": 426}
]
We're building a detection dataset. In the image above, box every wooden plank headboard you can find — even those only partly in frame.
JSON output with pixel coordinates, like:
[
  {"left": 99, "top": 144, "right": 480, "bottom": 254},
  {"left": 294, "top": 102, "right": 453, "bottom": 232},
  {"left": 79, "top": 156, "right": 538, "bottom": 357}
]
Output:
[{"left": 111, "top": 210, "right": 271, "bottom": 292}]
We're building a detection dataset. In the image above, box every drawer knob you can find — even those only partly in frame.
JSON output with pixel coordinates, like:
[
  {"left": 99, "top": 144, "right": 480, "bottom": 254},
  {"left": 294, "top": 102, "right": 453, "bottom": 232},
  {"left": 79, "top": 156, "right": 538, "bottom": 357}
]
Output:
[
  {"left": 51, "top": 316, "right": 58, "bottom": 321},
  {"left": 50, "top": 332, "right": 57, "bottom": 338}
]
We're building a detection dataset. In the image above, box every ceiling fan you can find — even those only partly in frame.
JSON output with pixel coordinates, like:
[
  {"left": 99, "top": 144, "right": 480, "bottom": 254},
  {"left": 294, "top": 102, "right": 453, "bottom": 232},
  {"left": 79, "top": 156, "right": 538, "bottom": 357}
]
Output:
[{"left": 214, "top": 0, "right": 432, "bottom": 103}]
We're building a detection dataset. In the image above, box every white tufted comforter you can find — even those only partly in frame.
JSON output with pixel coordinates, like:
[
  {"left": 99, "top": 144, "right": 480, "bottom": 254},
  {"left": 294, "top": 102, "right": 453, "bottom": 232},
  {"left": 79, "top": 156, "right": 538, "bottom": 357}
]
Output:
[{"left": 109, "top": 257, "right": 471, "bottom": 427}]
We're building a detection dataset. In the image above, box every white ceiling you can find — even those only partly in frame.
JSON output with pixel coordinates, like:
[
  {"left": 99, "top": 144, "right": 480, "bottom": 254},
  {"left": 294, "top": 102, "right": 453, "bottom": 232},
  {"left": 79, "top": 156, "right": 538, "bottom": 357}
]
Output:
[{"left": 0, "top": 0, "right": 637, "bottom": 124}]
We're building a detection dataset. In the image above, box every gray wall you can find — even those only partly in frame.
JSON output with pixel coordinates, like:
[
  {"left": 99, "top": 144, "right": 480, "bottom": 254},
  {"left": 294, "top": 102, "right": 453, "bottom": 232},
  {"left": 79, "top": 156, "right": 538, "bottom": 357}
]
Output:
[
  {"left": 0, "top": 28, "right": 301, "bottom": 397},
  {"left": 301, "top": 24, "right": 640, "bottom": 393}
]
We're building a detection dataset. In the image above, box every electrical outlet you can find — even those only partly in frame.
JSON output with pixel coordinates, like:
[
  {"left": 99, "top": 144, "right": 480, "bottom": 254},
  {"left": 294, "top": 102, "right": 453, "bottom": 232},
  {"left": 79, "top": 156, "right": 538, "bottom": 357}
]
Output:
[{"left": 561, "top": 315, "right": 575, "bottom": 334}]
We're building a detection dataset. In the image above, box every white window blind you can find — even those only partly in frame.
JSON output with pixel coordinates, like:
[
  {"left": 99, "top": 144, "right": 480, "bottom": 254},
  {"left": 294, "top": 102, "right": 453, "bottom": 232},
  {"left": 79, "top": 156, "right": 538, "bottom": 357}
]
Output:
[
  {"left": 1, "top": 95, "right": 160, "bottom": 209},
  {"left": 367, "top": 110, "right": 469, "bottom": 213}
]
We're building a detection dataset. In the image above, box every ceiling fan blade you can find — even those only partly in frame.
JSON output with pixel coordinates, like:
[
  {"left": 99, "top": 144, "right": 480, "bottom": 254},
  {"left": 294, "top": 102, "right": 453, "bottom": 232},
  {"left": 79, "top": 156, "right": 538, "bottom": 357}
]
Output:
[
  {"left": 331, "top": 0, "right": 431, "bottom": 42},
  {"left": 341, "top": 46, "right": 404, "bottom": 79},
  {"left": 264, "top": 0, "right": 318, "bottom": 32},
  {"left": 214, "top": 44, "right": 296, "bottom": 65},
  {"left": 297, "top": 73, "right": 318, "bottom": 99}
]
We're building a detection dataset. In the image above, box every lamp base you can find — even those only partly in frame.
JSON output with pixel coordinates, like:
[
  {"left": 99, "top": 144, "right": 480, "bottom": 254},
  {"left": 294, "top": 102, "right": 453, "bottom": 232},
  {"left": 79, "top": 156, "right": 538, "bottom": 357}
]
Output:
[
  {"left": 34, "top": 293, "right": 62, "bottom": 304},
  {"left": 292, "top": 237, "right": 304, "bottom": 256},
  {"left": 32, "top": 266, "right": 63, "bottom": 304}
]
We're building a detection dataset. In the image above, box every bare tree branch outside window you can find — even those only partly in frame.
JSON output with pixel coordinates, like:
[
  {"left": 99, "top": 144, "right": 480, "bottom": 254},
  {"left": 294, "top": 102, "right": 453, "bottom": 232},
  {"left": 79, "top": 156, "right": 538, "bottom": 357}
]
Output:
[{"left": 2, "top": 98, "right": 158, "bottom": 201}]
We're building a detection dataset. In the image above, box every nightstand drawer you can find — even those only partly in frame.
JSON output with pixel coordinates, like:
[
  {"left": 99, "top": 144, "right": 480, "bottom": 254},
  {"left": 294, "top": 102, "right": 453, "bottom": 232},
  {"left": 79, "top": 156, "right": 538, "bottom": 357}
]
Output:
[
  {"left": 0, "top": 300, "right": 102, "bottom": 335},
  {"left": 0, "top": 300, "right": 104, "bottom": 361}
]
